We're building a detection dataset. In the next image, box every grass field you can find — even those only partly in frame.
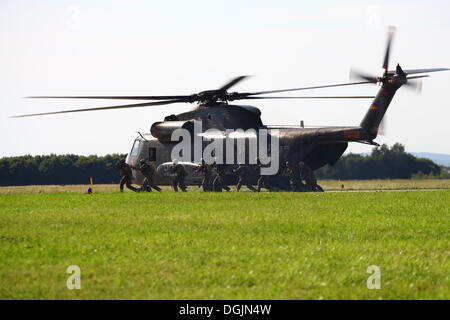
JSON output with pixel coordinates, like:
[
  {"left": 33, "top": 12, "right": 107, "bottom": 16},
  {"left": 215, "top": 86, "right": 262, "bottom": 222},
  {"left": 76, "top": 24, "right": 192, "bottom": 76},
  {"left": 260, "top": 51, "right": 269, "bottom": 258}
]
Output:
[
  {"left": 0, "top": 179, "right": 449, "bottom": 194},
  {"left": 0, "top": 188, "right": 449, "bottom": 299}
]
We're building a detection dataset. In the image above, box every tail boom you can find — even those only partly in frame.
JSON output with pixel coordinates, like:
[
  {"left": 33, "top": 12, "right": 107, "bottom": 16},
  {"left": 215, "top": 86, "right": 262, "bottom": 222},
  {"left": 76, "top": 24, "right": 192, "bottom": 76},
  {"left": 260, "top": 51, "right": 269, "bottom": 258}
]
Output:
[{"left": 360, "top": 77, "right": 404, "bottom": 140}]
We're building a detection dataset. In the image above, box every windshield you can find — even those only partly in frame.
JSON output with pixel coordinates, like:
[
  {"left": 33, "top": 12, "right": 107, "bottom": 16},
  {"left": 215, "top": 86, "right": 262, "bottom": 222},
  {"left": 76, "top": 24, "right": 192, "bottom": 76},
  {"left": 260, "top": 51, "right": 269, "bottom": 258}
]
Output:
[{"left": 130, "top": 140, "right": 140, "bottom": 156}]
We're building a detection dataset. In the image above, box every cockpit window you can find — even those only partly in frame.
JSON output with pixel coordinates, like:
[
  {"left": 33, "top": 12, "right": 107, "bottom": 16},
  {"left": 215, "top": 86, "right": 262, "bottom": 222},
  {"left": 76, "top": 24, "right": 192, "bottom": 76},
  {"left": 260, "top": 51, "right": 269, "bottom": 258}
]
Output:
[{"left": 131, "top": 140, "right": 140, "bottom": 156}]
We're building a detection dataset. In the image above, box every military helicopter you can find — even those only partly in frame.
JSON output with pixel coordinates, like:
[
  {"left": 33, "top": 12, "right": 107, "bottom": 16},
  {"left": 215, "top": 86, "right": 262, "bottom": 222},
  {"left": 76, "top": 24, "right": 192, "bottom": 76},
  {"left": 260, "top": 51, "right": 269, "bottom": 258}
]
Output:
[{"left": 13, "top": 27, "right": 448, "bottom": 189}]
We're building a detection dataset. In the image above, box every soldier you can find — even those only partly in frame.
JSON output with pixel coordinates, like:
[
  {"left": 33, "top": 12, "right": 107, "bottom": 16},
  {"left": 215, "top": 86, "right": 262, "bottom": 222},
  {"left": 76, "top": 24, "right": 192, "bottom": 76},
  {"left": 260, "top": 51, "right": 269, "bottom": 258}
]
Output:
[
  {"left": 299, "top": 161, "right": 324, "bottom": 192},
  {"left": 170, "top": 159, "right": 187, "bottom": 192},
  {"left": 212, "top": 161, "right": 230, "bottom": 192},
  {"left": 282, "top": 161, "right": 304, "bottom": 192},
  {"left": 195, "top": 158, "right": 213, "bottom": 191},
  {"left": 108, "top": 159, "right": 139, "bottom": 192},
  {"left": 233, "top": 164, "right": 257, "bottom": 192},
  {"left": 134, "top": 159, "right": 161, "bottom": 192},
  {"left": 255, "top": 157, "right": 273, "bottom": 192}
]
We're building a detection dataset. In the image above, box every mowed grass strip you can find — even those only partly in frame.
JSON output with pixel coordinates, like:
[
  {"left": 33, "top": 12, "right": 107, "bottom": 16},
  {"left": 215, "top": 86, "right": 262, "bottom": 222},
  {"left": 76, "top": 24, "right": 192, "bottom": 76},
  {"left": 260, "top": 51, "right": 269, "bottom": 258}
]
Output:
[
  {"left": 0, "top": 179, "right": 449, "bottom": 194},
  {"left": 0, "top": 191, "right": 448, "bottom": 299}
]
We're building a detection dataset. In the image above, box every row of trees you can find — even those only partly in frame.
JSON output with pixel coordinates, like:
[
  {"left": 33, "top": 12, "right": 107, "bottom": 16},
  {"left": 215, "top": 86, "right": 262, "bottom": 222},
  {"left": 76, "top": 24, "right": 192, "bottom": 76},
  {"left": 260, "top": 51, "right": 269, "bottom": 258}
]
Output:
[
  {"left": 0, "top": 154, "right": 126, "bottom": 186},
  {"left": 0, "top": 144, "right": 445, "bottom": 186},
  {"left": 316, "top": 143, "right": 443, "bottom": 180}
]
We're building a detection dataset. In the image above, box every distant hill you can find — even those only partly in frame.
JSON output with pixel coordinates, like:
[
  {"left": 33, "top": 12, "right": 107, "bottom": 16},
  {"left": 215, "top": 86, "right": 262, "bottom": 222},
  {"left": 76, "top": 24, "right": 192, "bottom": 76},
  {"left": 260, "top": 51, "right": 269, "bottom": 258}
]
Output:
[{"left": 411, "top": 153, "right": 450, "bottom": 167}]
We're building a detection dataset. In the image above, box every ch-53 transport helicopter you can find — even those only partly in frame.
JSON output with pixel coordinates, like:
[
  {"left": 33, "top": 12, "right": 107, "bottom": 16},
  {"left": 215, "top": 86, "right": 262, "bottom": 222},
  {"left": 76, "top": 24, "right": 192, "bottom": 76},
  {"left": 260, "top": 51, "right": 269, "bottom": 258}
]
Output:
[{"left": 13, "top": 27, "right": 448, "bottom": 189}]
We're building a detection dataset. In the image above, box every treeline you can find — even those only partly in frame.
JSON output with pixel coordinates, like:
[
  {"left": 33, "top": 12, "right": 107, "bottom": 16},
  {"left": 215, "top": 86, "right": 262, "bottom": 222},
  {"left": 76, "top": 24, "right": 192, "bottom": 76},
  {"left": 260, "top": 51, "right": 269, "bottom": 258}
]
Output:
[
  {"left": 0, "top": 144, "right": 447, "bottom": 186},
  {"left": 0, "top": 154, "right": 126, "bottom": 186},
  {"left": 316, "top": 143, "right": 445, "bottom": 180}
]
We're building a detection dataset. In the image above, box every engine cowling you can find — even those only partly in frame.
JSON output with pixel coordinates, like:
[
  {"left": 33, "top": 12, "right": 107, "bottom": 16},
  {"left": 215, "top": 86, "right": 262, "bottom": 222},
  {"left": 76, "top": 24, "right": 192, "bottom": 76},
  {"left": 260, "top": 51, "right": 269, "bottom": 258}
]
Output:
[{"left": 150, "top": 120, "right": 195, "bottom": 143}]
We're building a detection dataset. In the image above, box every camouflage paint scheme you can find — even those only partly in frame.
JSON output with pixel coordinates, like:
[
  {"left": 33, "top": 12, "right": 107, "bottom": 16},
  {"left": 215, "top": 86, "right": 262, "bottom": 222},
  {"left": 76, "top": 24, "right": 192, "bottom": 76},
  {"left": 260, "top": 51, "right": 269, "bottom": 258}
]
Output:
[{"left": 127, "top": 77, "right": 399, "bottom": 190}]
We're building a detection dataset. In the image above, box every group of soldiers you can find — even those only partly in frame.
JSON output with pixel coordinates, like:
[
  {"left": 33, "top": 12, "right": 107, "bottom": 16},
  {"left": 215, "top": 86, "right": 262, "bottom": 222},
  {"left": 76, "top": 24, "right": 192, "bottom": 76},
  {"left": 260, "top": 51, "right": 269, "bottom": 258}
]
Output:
[
  {"left": 195, "top": 159, "right": 231, "bottom": 192},
  {"left": 108, "top": 159, "right": 161, "bottom": 193},
  {"left": 109, "top": 158, "right": 188, "bottom": 193},
  {"left": 194, "top": 157, "right": 274, "bottom": 192},
  {"left": 232, "top": 158, "right": 272, "bottom": 192},
  {"left": 283, "top": 161, "right": 324, "bottom": 192},
  {"left": 109, "top": 158, "right": 323, "bottom": 193},
  {"left": 194, "top": 158, "right": 322, "bottom": 193}
]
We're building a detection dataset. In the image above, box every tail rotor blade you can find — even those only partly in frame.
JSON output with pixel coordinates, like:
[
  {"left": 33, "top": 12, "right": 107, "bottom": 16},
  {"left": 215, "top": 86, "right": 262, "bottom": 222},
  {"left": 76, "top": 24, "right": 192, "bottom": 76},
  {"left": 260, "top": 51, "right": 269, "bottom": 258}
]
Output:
[
  {"left": 378, "top": 116, "right": 388, "bottom": 136},
  {"left": 404, "top": 79, "right": 423, "bottom": 93},
  {"left": 350, "top": 68, "right": 379, "bottom": 83},
  {"left": 383, "top": 26, "right": 396, "bottom": 73}
]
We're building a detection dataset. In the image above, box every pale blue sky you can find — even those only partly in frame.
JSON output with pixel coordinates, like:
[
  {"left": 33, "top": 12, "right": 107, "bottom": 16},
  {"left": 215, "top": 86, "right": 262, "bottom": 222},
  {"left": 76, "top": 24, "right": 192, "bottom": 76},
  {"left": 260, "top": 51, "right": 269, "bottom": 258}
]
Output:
[{"left": 1, "top": 0, "right": 449, "bottom": 156}]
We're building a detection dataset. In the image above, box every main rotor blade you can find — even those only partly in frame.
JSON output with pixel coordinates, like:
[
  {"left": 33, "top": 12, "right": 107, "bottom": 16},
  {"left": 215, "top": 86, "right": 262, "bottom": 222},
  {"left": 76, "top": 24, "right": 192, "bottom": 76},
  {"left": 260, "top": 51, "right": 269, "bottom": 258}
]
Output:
[
  {"left": 389, "top": 68, "right": 449, "bottom": 75},
  {"left": 243, "top": 81, "right": 373, "bottom": 96},
  {"left": 383, "top": 26, "right": 396, "bottom": 72},
  {"left": 406, "top": 75, "right": 429, "bottom": 80},
  {"left": 11, "top": 99, "right": 185, "bottom": 118},
  {"left": 25, "top": 95, "right": 192, "bottom": 101},
  {"left": 242, "top": 96, "right": 375, "bottom": 99},
  {"left": 218, "top": 75, "right": 249, "bottom": 92}
]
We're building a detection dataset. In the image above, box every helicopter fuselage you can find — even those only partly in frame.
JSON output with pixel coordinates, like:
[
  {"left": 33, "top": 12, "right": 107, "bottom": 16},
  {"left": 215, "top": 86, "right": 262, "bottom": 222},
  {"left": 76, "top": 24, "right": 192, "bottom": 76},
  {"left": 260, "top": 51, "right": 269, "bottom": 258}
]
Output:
[{"left": 126, "top": 103, "right": 374, "bottom": 189}]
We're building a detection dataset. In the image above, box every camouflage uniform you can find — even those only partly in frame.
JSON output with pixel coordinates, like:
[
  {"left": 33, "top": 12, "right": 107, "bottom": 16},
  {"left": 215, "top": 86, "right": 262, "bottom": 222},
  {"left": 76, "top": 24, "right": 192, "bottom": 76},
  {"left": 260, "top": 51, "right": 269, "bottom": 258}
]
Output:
[
  {"left": 195, "top": 159, "right": 213, "bottom": 191},
  {"left": 109, "top": 160, "right": 138, "bottom": 192},
  {"left": 212, "top": 162, "right": 230, "bottom": 192},
  {"left": 283, "top": 162, "right": 304, "bottom": 192},
  {"left": 255, "top": 158, "right": 273, "bottom": 192},
  {"left": 134, "top": 160, "right": 161, "bottom": 192},
  {"left": 233, "top": 165, "right": 256, "bottom": 192},
  {"left": 299, "top": 162, "right": 323, "bottom": 192},
  {"left": 170, "top": 163, "right": 187, "bottom": 192}
]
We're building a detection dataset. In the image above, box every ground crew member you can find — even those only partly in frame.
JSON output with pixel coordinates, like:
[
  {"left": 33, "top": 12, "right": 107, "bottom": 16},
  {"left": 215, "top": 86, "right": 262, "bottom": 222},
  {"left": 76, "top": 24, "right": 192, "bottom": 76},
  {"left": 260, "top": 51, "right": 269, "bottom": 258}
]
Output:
[
  {"left": 299, "top": 161, "right": 324, "bottom": 192},
  {"left": 109, "top": 159, "right": 139, "bottom": 192},
  {"left": 170, "top": 159, "right": 187, "bottom": 192},
  {"left": 233, "top": 164, "right": 257, "bottom": 192},
  {"left": 283, "top": 161, "right": 304, "bottom": 192},
  {"left": 255, "top": 157, "right": 273, "bottom": 192},
  {"left": 212, "top": 161, "right": 230, "bottom": 192},
  {"left": 195, "top": 158, "right": 213, "bottom": 191},
  {"left": 134, "top": 159, "right": 161, "bottom": 192}
]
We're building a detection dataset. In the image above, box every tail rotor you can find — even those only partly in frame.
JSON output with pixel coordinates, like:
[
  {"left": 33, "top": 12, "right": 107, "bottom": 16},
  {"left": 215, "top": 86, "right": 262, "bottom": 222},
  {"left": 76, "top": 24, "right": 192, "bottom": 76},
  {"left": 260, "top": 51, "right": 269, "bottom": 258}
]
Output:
[{"left": 349, "top": 26, "right": 446, "bottom": 93}]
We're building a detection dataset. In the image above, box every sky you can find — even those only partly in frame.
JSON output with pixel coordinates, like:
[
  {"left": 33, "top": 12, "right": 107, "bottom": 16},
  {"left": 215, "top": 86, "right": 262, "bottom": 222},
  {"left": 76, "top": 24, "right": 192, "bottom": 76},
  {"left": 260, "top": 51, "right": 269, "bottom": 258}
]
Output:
[{"left": 1, "top": 0, "right": 449, "bottom": 157}]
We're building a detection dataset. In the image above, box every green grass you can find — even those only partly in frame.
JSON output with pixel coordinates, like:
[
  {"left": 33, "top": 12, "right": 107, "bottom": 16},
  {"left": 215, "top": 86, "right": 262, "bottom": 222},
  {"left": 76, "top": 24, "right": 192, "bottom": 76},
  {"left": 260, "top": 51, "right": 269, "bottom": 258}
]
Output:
[
  {"left": 1, "top": 179, "right": 449, "bottom": 194},
  {"left": 0, "top": 191, "right": 448, "bottom": 299}
]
